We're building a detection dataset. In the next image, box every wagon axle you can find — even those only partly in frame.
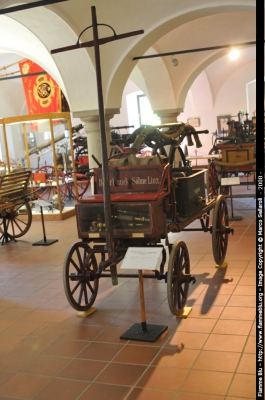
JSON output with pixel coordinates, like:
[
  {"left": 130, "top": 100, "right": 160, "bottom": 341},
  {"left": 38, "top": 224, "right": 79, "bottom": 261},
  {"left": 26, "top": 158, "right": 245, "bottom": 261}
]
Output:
[{"left": 210, "top": 226, "right": 234, "bottom": 235}]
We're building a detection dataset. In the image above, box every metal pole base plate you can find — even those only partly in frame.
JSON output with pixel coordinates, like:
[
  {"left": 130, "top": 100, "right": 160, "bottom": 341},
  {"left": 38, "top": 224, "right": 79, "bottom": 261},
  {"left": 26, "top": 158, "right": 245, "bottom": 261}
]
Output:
[
  {"left": 32, "top": 239, "right": 58, "bottom": 246},
  {"left": 120, "top": 323, "right": 168, "bottom": 342}
]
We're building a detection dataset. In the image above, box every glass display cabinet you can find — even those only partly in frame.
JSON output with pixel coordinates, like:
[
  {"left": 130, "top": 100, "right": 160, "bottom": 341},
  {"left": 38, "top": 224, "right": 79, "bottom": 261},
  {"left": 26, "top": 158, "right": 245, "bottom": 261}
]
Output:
[{"left": 0, "top": 112, "right": 79, "bottom": 220}]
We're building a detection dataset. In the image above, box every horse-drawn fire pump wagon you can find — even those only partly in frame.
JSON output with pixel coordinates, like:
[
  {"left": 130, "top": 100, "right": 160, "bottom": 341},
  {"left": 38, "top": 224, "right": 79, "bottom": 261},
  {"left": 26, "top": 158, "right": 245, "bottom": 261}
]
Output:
[
  {"left": 63, "top": 122, "right": 234, "bottom": 317},
  {"left": 207, "top": 112, "right": 256, "bottom": 197}
]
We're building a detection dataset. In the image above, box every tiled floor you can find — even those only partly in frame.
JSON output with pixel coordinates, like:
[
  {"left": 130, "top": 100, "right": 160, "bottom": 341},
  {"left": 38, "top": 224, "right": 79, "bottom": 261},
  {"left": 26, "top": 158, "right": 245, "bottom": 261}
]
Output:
[{"left": 0, "top": 190, "right": 257, "bottom": 399}]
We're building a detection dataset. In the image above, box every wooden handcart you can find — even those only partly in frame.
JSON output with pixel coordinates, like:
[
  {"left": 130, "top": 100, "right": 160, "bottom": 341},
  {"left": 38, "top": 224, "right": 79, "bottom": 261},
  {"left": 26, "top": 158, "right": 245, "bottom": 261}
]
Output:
[
  {"left": 63, "top": 124, "right": 234, "bottom": 316},
  {"left": 0, "top": 170, "right": 37, "bottom": 244}
]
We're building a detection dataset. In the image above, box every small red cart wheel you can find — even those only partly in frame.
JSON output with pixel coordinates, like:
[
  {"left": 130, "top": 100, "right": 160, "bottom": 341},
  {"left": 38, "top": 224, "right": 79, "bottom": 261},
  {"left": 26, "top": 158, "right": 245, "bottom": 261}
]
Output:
[
  {"left": 63, "top": 242, "right": 99, "bottom": 311},
  {"left": 167, "top": 240, "right": 190, "bottom": 316},
  {"left": 212, "top": 195, "right": 229, "bottom": 265}
]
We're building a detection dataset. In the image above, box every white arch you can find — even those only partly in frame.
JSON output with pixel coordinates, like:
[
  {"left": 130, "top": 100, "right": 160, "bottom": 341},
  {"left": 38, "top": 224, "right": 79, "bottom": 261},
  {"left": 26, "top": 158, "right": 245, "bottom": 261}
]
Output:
[
  {"left": 0, "top": 7, "right": 97, "bottom": 111},
  {"left": 107, "top": 3, "right": 255, "bottom": 110},
  {"left": 129, "top": 48, "right": 176, "bottom": 110}
]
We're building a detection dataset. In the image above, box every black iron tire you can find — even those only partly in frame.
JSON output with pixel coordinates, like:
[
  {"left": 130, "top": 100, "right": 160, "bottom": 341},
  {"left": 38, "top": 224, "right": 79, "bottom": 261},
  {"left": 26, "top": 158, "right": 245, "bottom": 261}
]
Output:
[
  {"left": 63, "top": 242, "right": 99, "bottom": 311},
  {"left": 167, "top": 240, "right": 190, "bottom": 316},
  {"left": 212, "top": 195, "right": 229, "bottom": 265}
]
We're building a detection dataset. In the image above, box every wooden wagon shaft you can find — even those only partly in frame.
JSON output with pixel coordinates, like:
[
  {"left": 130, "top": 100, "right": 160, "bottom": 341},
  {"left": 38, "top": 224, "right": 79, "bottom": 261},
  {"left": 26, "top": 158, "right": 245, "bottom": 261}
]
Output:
[
  {"left": 51, "top": 6, "right": 144, "bottom": 282},
  {"left": 0, "top": 170, "right": 38, "bottom": 211}
]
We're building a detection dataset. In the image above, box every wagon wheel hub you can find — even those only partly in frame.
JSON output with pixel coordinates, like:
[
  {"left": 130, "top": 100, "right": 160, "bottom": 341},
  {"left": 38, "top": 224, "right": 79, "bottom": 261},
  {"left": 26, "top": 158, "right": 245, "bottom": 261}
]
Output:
[{"left": 175, "top": 274, "right": 196, "bottom": 285}]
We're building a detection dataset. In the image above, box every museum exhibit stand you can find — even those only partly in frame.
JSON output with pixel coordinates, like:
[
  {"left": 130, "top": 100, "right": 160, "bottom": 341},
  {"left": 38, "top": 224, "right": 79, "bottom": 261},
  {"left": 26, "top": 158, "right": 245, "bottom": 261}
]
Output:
[{"left": 0, "top": 112, "right": 79, "bottom": 220}]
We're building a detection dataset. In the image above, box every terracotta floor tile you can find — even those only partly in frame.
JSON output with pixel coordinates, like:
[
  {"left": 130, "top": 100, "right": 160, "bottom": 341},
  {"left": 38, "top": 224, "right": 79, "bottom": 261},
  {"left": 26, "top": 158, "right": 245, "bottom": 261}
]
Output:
[
  {"left": 203, "top": 334, "right": 247, "bottom": 352},
  {"left": 193, "top": 350, "right": 240, "bottom": 372},
  {"left": 226, "top": 398, "right": 255, "bottom": 400},
  {"left": 249, "top": 322, "right": 256, "bottom": 336},
  {"left": 220, "top": 306, "right": 255, "bottom": 320},
  {"left": 233, "top": 285, "right": 256, "bottom": 295},
  {"left": 176, "top": 393, "right": 224, "bottom": 400},
  {"left": 78, "top": 342, "right": 124, "bottom": 361},
  {"left": 1, "top": 320, "right": 44, "bottom": 336},
  {"left": 41, "top": 338, "right": 88, "bottom": 357},
  {"left": 0, "top": 198, "right": 257, "bottom": 398},
  {"left": 78, "top": 383, "right": 131, "bottom": 400},
  {"left": 38, "top": 298, "right": 70, "bottom": 310},
  {"left": 0, "top": 372, "right": 15, "bottom": 387},
  {"left": 227, "top": 373, "right": 256, "bottom": 398},
  {"left": 0, "top": 335, "right": 25, "bottom": 354},
  {"left": 0, "top": 352, "right": 34, "bottom": 373},
  {"left": 20, "top": 309, "right": 60, "bottom": 322},
  {"left": 95, "top": 363, "right": 146, "bottom": 386},
  {"left": 104, "top": 291, "right": 139, "bottom": 303},
  {"left": 177, "top": 317, "right": 217, "bottom": 333},
  {"left": 181, "top": 370, "right": 233, "bottom": 395},
  {"left": 57, "top": 358, "right": 107, "bottom": 381},
  {"left": 61, "top": 324, "right": 104, "bottom": 341},
  {"left": 195, "top": 294, "right": 230, "bottom": 306},
  {"left": 145, "top": 314, "right": 179, "bottom": 330},
  {"left": 0, "top": 373, "right": 50, "bottom": 398},
  {"left": 152, "top": 347, "right": 199, "bottom": 369},
  {"left": 244, "top": 336, "right": 255, "bottom": 353},
  {"left": 77, "top": 310, "right": 119, "bottom": 326},
  {"left": 137, "top": 366, "right": 188, "bottom": 390},
  {"left": 33, "top": 377, "right": 89, "bottom": 400},
  {"left": 212, "top": 319, "right": 252, "bottom": 335},
  {"left": 32, "top": 322, "right": 73, "bottom": 338},
  {"left": 113, "top": 344, "right": 159, "bottom": 365},
  {"left": 127, "top": 387, "right": 176, "bottom": 399},
  {"left": 110, "top": 313, "right": 148, "bottom": 328},
  {"left": 196, "top": 304, "right": 226, "bottom": 320},
  {"left": 204, "top": 284, "right": 236, "bottom": 295},
  {"left": 168, "top": 331, "right": 209, "bottom": 349},
  {"left": 0, "top": 320, "right": 16, "bottom": 333},
  {"left": 12, "top": 336, "right": 57, "bottom": 354},
  {"left": 236, "top": 353, "right": 256, "bottom": 374},
  {"left": 21, "top": 354, "right": 70, "bottom": 376},
  {"left": 93, "top": 326, "right": 130, "bottom": 344},
  {"left": 0, "top": 308, "right": 33, "bottom": 320}
]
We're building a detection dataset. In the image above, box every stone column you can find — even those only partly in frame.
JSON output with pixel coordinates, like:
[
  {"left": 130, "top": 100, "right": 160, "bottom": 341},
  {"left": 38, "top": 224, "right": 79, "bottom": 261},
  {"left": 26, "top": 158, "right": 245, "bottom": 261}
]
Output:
[
  {"left": 154, "top": 108, "right": 183, "bottom": 125},
  {"left": 73, "top": 109, "right": 120, "bottom": 169}
]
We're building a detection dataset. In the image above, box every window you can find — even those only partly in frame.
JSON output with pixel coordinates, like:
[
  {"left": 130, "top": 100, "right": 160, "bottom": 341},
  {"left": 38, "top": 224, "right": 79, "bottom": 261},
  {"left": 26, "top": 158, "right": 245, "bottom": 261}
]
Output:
[{"left": 137, "top": 95, "right": 161, "bottom": 126}]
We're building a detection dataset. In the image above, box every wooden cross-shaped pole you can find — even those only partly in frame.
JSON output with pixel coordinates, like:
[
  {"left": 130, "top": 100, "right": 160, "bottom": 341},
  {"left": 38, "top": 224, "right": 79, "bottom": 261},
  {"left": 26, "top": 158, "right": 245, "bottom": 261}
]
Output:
[{"left": 51, "top": 6, "right": 144, "bottom": 283}]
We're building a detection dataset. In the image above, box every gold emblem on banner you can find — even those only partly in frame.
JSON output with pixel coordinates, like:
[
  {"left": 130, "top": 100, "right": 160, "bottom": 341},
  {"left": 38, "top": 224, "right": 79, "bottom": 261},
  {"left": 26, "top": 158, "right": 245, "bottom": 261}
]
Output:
[{"left": 33, "top": 75, "right": 55, "bottom": 107}]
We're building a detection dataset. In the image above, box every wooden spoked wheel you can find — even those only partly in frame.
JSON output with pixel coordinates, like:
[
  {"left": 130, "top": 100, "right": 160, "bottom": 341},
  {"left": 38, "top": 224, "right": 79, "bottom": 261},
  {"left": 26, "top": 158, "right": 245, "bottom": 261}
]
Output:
[
  {"left": 34, "top": 166, "right": 66, "bottom": 200},
  {"left": 212, "top": 195, "right": 229, "bottom": 265},
  {"left": 167, "top": 240, "right": 190, "bottom": 316},
  {"left": 64, "top": 172, "right": 90, "bottom": 200},
  {"left": 63, "top": 242, "right": 99, "bottom": 311},
  {"left": 0, "top": 202, "right": 32, "bottom": 238},
  {"left": 206, "top": 162, "right": 219, "bottom": 197}
]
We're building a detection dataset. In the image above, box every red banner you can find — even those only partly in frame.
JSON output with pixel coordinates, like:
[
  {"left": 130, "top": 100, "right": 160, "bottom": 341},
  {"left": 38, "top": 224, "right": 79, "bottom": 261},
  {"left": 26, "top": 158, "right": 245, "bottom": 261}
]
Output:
[{"left": 19, "top": 60, "right": 61, "bottom": 115}]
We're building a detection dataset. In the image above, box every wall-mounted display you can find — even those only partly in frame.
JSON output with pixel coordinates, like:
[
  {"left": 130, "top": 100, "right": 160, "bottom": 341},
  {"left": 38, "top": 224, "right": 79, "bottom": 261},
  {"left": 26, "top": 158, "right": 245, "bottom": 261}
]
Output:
[{"left": 187, "top": 117, "right": 200, "bottom": 127}]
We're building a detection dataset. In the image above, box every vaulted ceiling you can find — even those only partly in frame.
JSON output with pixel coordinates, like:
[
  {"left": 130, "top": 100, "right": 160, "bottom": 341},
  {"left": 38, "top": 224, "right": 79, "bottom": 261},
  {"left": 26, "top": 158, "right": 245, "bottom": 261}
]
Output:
[{"left": 0, "top": 0, "right": 257, "bottom": 117}]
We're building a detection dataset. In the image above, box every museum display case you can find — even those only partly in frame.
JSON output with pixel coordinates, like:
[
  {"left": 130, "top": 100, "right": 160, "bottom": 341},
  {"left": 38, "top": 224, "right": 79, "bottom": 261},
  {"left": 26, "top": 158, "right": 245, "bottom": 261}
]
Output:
[{"left": 0, "top": 112, "right": 79, "bottom": 220}]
